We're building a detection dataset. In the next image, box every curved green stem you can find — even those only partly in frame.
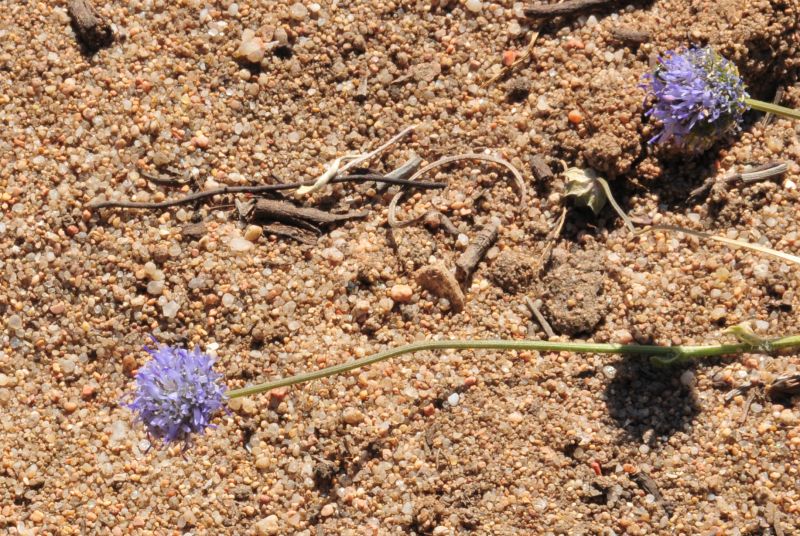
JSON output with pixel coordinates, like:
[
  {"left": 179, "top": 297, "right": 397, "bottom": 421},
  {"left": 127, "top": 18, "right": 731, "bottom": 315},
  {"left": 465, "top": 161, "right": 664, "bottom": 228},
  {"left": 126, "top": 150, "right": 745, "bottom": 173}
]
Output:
[
  {"left": 746, "top": 98, "right": 800, "bottom": 121},
  {"left": 226, "top": 334, "right": 800, "bottom": 399}
]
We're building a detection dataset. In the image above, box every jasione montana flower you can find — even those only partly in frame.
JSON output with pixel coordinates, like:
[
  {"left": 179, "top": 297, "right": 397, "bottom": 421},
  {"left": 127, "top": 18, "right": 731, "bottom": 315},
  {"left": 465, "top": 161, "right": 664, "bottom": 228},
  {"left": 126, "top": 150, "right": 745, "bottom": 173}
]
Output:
[{"left": 126, "top": 341, "right": 226, "bottom": 445}]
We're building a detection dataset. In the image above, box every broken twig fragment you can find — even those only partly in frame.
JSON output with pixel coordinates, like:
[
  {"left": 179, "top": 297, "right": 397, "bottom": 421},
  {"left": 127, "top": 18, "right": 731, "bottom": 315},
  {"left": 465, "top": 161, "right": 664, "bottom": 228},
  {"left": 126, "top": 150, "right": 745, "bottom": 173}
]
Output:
[
  {"left": 455, "top": 222, "right": 499, "bottom": 285},
  {"left": 524, "top": 0, "right": 615, "bottom": 18},
  {"left": 415, "top": 263, "right": 465, "bottom": 312},
  {"left": 68, "top": 0, "right": 113, "bottom": 52},
  {"left": 245, "top": 199, "right": 367, "bottom": 228}
]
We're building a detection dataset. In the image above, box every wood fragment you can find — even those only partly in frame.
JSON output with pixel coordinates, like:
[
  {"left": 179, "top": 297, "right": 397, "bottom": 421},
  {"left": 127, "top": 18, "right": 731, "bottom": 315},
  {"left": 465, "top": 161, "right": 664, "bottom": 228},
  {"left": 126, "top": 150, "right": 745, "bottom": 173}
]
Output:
[
  {"left": 524, "top": 0, "right": 615, "bottom": 18},
  {"left": 767, "top": 374, "right": 800, "bottom": 399},
  {"left": 415, "top": 263, "right": 465, "bottom": 312},
  {"left": 525, "top": 297, "right": 555, "bottom": 338},
  {"left": 68, "top": 0, "right": 113, "bottom": 52},
  {"left": 355, "top": 76, "right": 369, "bottom": 103},
  {"left": 629, "top": 469, "right": 673, "bottom": 516},
  {"left": 375, "top": 155, "right": 423, "bottom": 193},
  {"left": 455, "top": 222, "right": 499, "bottom": 285},
  {"left": 610, "top": 26, "right": 650, "bottom": 45},
  {"left": 530, "top": 154, "right": 554, "bottom": 183},
  {"left": 263, "top": 223, "right": 318, "bottom": 245},
  {"left": 247, "top": 198, "right": 367, "bottom": 228}
]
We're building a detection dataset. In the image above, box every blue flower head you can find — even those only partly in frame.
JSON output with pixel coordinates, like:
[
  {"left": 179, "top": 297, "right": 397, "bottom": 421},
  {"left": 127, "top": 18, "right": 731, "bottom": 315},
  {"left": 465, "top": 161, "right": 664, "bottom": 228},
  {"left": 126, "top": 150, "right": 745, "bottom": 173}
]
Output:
[
  {"left": 126, "top": 340, "right": 227, "bottom": 445},
  {"left": 643, "top": 47, "right": 749, "bottom": 152}
]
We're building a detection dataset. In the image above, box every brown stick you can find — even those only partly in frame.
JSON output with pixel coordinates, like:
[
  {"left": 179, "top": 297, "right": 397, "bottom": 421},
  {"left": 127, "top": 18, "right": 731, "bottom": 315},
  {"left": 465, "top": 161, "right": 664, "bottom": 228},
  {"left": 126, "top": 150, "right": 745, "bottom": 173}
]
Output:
[
  {"left": 455, "top": 222, "right": 499, "bottom": 285},
  {"left": 247, "top": 199, "right": 367, "bottom": 228},
  {"left": 524, "top": 0, "right": 615, "bottom": 18},
  {"left": 88, "top": 174, "right": 445, "bottom": 210},
  {"left": 68, "top": 0, "right": 113, "bottom": 52}
]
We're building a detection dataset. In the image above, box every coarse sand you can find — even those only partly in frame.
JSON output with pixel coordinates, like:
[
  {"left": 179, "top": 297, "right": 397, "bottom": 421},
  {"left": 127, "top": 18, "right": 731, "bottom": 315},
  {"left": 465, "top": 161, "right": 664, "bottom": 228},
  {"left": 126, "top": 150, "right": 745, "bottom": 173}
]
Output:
[{"left": 1, "top": 0, "right": 799, "bottom": 534}]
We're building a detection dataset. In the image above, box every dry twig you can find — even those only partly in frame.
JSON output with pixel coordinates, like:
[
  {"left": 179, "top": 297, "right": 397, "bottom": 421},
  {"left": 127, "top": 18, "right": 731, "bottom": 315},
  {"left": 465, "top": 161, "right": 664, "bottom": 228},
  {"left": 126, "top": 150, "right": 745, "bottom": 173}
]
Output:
[
  {"left": 455, "top": 222, "right": 500, "bottom": 285},
  {"left": 524, "top": 0, "right": 616, "bottom": 18},
  {"left": 68, "top": 0, "right": 113, "bottom": 52},
  {"left": 88, "top": 174, "right": 445, "bottom": 210}
]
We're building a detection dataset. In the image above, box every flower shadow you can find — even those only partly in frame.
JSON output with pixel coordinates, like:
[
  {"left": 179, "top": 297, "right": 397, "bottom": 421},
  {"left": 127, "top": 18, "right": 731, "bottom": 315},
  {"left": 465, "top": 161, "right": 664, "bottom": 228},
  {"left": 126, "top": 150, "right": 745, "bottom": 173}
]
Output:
[{"left": 603, "top": 356, "right": 701, "bottom": 442}]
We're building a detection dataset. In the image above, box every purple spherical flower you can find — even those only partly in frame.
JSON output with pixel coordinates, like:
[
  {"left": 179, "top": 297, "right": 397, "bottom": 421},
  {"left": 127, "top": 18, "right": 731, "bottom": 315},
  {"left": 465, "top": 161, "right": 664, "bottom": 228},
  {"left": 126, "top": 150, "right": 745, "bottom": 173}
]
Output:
[
  {"left": 643, "top": 47, "right": 749, "bottom": 152},
  {"left": 126, "top": 341, "right": 227, "bottom": 445}
]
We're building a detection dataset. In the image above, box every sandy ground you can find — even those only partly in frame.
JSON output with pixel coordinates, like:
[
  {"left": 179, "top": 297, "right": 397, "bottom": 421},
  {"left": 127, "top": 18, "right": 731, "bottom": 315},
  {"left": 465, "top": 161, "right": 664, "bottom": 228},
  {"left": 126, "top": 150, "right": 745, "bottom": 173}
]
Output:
[{"left": 1, "top": 0, "right": 800, "bottom": 534}]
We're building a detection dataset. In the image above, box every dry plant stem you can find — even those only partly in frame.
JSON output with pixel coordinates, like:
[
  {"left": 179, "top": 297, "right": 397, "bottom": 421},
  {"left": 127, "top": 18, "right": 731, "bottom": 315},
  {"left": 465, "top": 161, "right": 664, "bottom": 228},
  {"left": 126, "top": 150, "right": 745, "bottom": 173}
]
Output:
[
  {"left": 227, "top": 334, "right": 800, "bottom": 399},
  {"left": 88, "top": 174, "right": 445, "bottom": 210},
  {"left": 745, "top": 98, "right": 800, "bottom": 121},
  {"left": 640, "top": 225, "right": 800, "bottom": 266},
  {"left": 689, "top": 161, "right": 788, "bottom": 198},
  {"left": 596, "top": 177, "right": 634, "bottom": 233},
  {"left": 388, "top": 153, "right": 526, "bottom": 228},
  {"left": 295, "top": 125, "right": 416, "bottom": 195},
  {"left": 524, "top": 0, "right": 615, "bottom": 18},
  {"left": 483, "top": 31, "right": 540, "bottom": 87}
]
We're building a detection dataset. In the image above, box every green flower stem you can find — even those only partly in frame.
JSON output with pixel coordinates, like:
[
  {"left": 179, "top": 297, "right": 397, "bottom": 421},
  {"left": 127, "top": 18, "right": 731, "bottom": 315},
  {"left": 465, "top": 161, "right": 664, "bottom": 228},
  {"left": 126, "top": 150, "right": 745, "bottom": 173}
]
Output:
[
  {"left": 745, "top": 98, "right": 800, "bottom": 121},
  {"left": 226, "top": 334, "right": 800, "bottom": 399}
]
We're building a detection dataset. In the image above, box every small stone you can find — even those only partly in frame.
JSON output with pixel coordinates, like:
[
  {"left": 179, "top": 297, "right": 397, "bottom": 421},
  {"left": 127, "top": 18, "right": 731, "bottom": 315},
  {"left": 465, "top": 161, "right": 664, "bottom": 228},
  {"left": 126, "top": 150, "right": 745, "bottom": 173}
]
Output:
[
  {"left": 244, "top": 225, "right": 263, "bottom": 242},
  {"left": 390, "top": 284, "right": 413, "bottom": 303},
  {"left": 255, "top": 515, "right": 280, "bottom": 535},
  {"left": 50, "top": 303, "right": 66, "bottom": 315},
  {"left": 82, "top": 385, "right": 97, "bottom": 399},
  {"left": 222, "top": 293, "right": 235, "bottom": 307},
  {"left": 30, "top": 511, "right": 44, "bottom": 524},
  {"left": 162, "top": 300, "right": 180, "bottom": 318},
  {"left": 508, "top": 411, "right": 524, "bottom": 423},
  {"left": 230, "top": 236, "right": 254, "bottom": 252},
  {"left": 320, "top": 503, "right": 336, "bottom": 517},
  {"left": 465, "top": 0, "right": 482, "bottom": 13},
  {"left": 342, "top": 407, "right": 365, "bottom": 425},
  {"left": 447, "top": 393, "right": 460, "bottom": 406},
  {"left": 289, "top": 2, "right": 308, "bottom": 20},
  {"left": 63, "top": 401, "right": 78, "bottom": 413},
  {"left": 321, "top": 247, "right": 344, "bottom": 265},
  {"left": 193, "top": 132, "right": 209, "bottom": 149},
  {"left": 147, "top": 280, "right": 164, "bottom": 295},
  {"left": 256, "top": 456, "right": 271, "bottom": 470},
  {"left": 568, "top": 109, "right": 583, "bottom": 124}
]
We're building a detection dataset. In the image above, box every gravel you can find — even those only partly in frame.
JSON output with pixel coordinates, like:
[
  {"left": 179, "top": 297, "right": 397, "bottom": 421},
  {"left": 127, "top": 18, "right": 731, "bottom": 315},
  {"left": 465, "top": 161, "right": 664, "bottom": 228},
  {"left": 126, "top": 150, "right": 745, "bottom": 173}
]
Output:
[{"left": 1, "top": 0, "right": 799, "bottom": 534}]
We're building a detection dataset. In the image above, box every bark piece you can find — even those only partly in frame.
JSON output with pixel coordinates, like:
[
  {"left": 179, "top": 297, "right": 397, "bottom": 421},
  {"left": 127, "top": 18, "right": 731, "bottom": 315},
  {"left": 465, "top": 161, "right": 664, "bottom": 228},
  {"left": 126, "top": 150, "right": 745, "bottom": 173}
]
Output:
[
  {"left": 263, "top": 224, "right": 318, "bottom": 245},
  {"left": 455, "top": 222, "right": 499, "bottom": 285},
  {"left": 68, "top": 0, "right": 113, "bottom": 52},
  {"left": 524, "top": 0, "right": 615, "bottom": 18},
  {"left": 415, "top": 263, "right": 465, "bottom": 312},
  {"left": 247, "top": 198, "right": 367, "bottom": 228}
]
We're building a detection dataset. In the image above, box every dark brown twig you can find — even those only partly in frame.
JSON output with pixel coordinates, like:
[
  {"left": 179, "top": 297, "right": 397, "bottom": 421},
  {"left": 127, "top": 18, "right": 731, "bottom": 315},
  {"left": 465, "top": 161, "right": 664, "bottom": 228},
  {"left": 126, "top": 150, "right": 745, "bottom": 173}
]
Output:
[
  {"left": 455, "top": 222, "right": 500, "bottom": 285},
  {"left": 68, "top": 0, "right": 113, "bottom": 52},
  {"left": 629, "top": 469, "right": 673, "bottom": 516},
  {"left": 88, "top": 174, "right": 446, "bottom": 210},
  {"left": 524, "top": 0, "right": 615, "bottom": 18},
  {"left": 525, "top": 297, "right": 555, "bottom": 338}
]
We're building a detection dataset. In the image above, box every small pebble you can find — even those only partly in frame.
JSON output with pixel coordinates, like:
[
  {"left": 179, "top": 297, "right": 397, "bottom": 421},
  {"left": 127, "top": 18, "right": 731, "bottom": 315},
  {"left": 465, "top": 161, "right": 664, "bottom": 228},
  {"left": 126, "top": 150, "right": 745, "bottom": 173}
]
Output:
[
  {"left": 390, "top": 284, "right": 413, "bottom": 303},
  {"left": 568, "top": 109, "right": 583, "bottom": 124},
  {"left": 465, "top": 0, "right": 482, "bottom": 12},
  {"left": 229, "top": 236, "right": 254, "bottom": 252},
  {"left": 342, "top": 407, "right": 365, "bottom": 425},
  {"left": 244, "top": 225, "right": 263, "bottom": 242}
]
